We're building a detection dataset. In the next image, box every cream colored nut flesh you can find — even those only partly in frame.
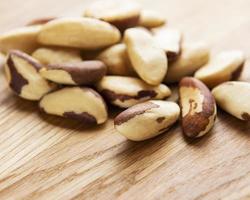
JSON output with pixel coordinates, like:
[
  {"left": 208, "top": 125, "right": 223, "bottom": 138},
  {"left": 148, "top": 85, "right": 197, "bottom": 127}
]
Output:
[
  {"left": 164, "top": 42, "right": 209, "bottom": 83},
  {"left": 38, "top": 17, "right": 121, "bottom": 49},
  {"left": 5, "top": 50, "right": 56, "bottom": 100},
  {"left": 96, "top": 76, "right": 171, "bottom": 108},
  {"left": 114, "top": 100, "right": 180, "bottom": 141},
  {"left": 152, "top": 27, "right": 182, "bottom": 61},
  {"left": 138, "top": 10, "right": 166, "bottom": 28},
  {"left": 97, "top": 44, "right": 135, "bottom": 76},
  {"left": 212, "top": 81, "right": 250, "bottom": 121},
  {"left": 124, "top": 28, "right": 168, "bottom": 85},
  {"left": 194, "top": 51, "right": 245, "bottom": 88},
  {"left": 84, "top": 0, "right": 141, "bottom": 31},
  {"left": 179, "top": 77, "right": 217, "bottom": 138},
  {"left": 0, "top": 52, "right": 6, "bottom": 67},
  {"left": 40, "top": 87, "right": 108, "bottom": 124},
  {"left": 40, "top": 61, "right": 107, "bottom": 85},
  {"left": 32, "top": 47, "right": 82, "bottom": 65},
  {"left": 0, "top": 26, "right": 41, "bottom": 54}
]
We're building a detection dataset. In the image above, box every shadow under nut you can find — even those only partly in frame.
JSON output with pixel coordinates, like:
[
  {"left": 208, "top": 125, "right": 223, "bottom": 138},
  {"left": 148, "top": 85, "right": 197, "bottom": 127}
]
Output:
[{"left": 44, "top": 61, "right": 107, "bottom": 85}]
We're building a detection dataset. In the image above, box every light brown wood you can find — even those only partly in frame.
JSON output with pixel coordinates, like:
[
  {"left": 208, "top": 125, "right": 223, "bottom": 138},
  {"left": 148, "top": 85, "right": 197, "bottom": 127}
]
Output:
[{"left": 0, "top": 0, "right": 250, "bottom": 199}]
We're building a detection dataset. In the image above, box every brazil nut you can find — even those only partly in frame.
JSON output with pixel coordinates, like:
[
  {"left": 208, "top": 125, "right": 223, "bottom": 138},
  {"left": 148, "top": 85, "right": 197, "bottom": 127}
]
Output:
[
  {"left": 96, "top": 76, "right": 171, "bottom": 108},
  {"left": 114, "top": 100, "right": 180, "bottom": 141}
]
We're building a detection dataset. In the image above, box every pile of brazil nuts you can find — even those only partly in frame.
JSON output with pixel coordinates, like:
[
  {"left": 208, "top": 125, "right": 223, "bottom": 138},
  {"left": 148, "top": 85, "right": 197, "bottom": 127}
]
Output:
[{"left": 0, "top": 0, "right": 248, "bottom": 141}]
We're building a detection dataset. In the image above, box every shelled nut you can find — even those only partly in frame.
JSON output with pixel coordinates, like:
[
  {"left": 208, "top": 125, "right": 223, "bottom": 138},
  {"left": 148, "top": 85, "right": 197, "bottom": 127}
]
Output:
[
  {"left": 152, "top": 27, "right": 182, "bottom": 62},
  {"left": 114, "top": 100, "right": 180, "bottom": 141},
  {"left": 164, "top": 42, "right": 209, "bottom": 83},
  {"left": 40, "top": 61, "right": 107, "bottom": 85},
  {"left": 194, "top": 51, "right": 245, "bottom": 88},
  {"left": 38, "top": 17, "right": 121, "bottom": 49},
  {"left": 97, "top": 44, "right": 135, "bottom": 76},
  {"left": 212, "top": 81, "right": 250, "bottom": 121},
  {"left": 32, "top": 47, "right": 82, "bottom": 65},
  {"left": 0, "top": 26, "right": 41, "bottom": 54},
  {"left": 5, "top": 50, "right": 56, "bottom": 100},
  {"left": 124, "top": 28, "right": 167, "bottom": 85},
  {"left": 40, "top": 87, "right": 108, "bottom": 124},
  {"left": 179, "top": 77, "right": 217, "bottom": 138},
  {"left": 96, "top": 76, "right": 171, "bottom": 108},
  {"left": 84, "top": 0, "right": 141, "bottom": 31},
  {"left": 138, "top": 10, "right": 166, "bottom": 28}
]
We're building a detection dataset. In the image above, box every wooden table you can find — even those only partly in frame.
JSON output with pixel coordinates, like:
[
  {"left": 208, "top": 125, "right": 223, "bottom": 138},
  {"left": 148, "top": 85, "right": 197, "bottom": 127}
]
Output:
[{"left": 0, "top": 0, "right": 250, "bottom": 199}]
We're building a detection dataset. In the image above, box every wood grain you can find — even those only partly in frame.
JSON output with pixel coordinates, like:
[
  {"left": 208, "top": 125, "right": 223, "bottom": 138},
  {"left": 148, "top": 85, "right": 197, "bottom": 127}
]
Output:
[{"left": 0, "top": 0, "right": 250, "bottom": 199}]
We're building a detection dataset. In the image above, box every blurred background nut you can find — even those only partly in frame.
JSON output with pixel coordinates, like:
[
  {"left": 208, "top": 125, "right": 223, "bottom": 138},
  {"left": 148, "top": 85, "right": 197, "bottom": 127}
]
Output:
[
  {"left": 212, "top": 81, "right": 250, "bottom": 121},
  {"left": 166, "top": 85, "right": 179, "bottom": 103},
  {"left": 0, "top": 26, "right": 41, "bottom": 54},
  {"left": 124, "top": 28, "right": 168, "bottom": 85},
  {"left": 164, "top": 42, "right": 210, "bottom": 83},
  {"left": 32, "top": 47, "right": 82, "bottom": 65},
  {"left": 152, "top": 27, "right": 182, "bottom": 62},
  {"left": 39, "top": 87, "right": 108, "bottom": 125},
  {"left": 38, "top": 17, "right": 121, "bottom": 49},
  {"left": 96, "top": 76, "right": 171, "bottom": 108},
  {"left": 138, "top": 10, "right": 166, "bottom": 28},
  {"left": 194, "top": 51, "right": 245, "bottom": 88},
  {"left": 40, "top": 61, "right": 107, "bottom": 85},
  {"left": 97, "top": 44, "right": 135, "bottom": 76},
  {"left": 179, "top": 77, "right": 217, "bottom": 138},
  {"left": 114, "top": 100, "right": 180, "bottom": 141},
  {"left": 84, "top": 0, "right": 141, "bottom": 31},
  {"left": 5, "top": 50, "right": 56, "bottom": 100},
  {"left": 26, "top": 17, "right": 57, "bottom": 26}
]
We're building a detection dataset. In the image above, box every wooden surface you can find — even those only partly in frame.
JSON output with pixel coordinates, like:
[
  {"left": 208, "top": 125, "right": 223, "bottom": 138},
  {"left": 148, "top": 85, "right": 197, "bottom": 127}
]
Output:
[{"left": 0, "top": 0, "right": 250, "bottom": 199}]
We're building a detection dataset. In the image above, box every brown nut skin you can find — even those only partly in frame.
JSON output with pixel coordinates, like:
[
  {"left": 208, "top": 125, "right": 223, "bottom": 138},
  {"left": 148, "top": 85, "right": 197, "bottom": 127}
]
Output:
[
  {"left": 212, "top": 81, "right": 250, "bottom": 121},
  {"left": 39, "top": 87, "right": 108, "bottom": 125},
  {"left": 179, "top": 77, "right": 217, "bottom": 138},
  {"left": 26, "top": 17, "right": 57, "bottom": 26},
  {"left": 84, "top": 0, "right": 141, "bottom": 31},
  {"left": 96, "top": 76, "right": 171, "bottom": 108},
  {"left": 40, "top": 61, "right": 107, "bottom": 85},
  {"left": 114, "top": 100, "right": 180, "bottom": 141},
  {"left": 5, "top": 50, "right": 56, "bottom": 100},
  {"left": 0, "top": 26, "right": 41, "bottom": 54}
]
